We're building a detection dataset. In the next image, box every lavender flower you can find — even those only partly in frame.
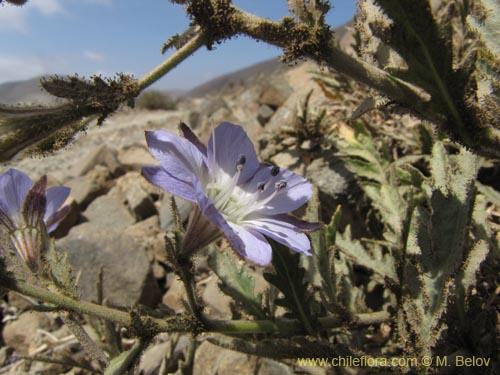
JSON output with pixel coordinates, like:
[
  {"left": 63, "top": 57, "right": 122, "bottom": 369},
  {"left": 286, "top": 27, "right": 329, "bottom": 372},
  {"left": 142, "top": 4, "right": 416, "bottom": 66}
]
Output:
[
  {"left": 0, "top": 168, "right": 70, "bottom": 270},
  {"left": 142, "top": 122, "right": 320, "bottom": 266}
]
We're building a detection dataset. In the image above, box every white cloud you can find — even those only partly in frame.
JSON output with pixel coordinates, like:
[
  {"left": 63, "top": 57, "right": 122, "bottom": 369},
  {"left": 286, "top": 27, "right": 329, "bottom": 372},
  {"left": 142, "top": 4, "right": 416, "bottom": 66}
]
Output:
[
  {"left": 0, "top": 4, "right": 29, "bottom": 33},
  {"left": 83, "top": 50, "right": 105, "bottom": 62},
  {"left": 0, "top": 0, "right": 64, "bottom": 33},
  {"left": 0, "top": 55, "right": 47, "bottom": 82},
  {"left": 82, "top": 0, "right": 112, "bottom": 6},
  {"left": 31, "top": 0, "right": 64, "bottom": 16}
]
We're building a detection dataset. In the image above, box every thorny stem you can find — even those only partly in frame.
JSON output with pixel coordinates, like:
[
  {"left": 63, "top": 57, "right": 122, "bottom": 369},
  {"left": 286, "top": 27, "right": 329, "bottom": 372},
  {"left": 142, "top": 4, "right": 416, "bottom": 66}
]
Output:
[
  {"left": 137, "top": 32, "right": 207, "bottom": 92},
  {"left": 0, "top": 274, "right": 389, "bottom": 335}
]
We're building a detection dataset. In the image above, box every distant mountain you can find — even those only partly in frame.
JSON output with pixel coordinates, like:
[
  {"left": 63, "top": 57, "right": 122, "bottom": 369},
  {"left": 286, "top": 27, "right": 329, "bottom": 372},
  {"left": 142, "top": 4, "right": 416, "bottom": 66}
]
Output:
[
  {"left": 0, "top": 21, "right": 354, "bottom": 105},
  {"left": 183, "top": 20, "right": 354, "bottom": 98},
  {"left": 183, "top": 58, "right": 288, "bottom": 98},
  {"left": 0, "top": 76, "right": 61, "bottom": 106}
]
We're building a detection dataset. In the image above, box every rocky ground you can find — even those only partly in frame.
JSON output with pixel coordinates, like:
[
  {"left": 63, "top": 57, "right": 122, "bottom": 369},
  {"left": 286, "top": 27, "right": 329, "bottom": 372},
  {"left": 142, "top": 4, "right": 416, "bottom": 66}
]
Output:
[{"left": 0, "top": 48, "right": 419, "bottom": 374}]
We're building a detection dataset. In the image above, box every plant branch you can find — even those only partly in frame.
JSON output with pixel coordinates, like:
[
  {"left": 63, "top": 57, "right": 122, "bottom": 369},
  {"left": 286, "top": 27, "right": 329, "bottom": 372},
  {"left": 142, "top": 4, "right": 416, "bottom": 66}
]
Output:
[
  {"left": 137, "top": 31, "right": 207, "bottom": 92},
  {"left": 0, "top": 274, "right": 389, "bottom": 335},
  {"left": 231, "top": 8, "right": 433, "bottom": 118}
]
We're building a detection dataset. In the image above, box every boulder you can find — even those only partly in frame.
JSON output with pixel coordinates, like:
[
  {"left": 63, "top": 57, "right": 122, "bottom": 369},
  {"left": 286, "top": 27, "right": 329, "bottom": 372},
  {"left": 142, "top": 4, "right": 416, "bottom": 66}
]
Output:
[
  {"left": 56, "top": 223, "right": 161, "bottom": 307},
  {"left": 258, "top": 78, "right": 292, "bottom": 108},
  {"left": 257, "top": 104, "right": 275, "bottom": 126},
  {"left": 83, "top": 194, "right": 136, "bottom": 230},
  {"left": 73, "top": 144, "right": 124, "bottom": 178},
  {"left": 117, "top": 144, "right": 157, "bottom": 171}
]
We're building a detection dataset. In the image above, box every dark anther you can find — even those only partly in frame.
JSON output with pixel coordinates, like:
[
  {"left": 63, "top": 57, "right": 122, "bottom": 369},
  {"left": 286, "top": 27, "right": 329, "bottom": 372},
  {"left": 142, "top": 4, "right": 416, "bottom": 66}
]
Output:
[
  {"left": 237, "top": 154, "right": 246, "bottom": 166},
  {"left": 275, "top": 180, "right": 287, "bottom": 190},
  {"left": 271, "top": 166, "right": 280, "bottom": 176},
  {"left": 257, "top": 182, "right": 265, "bottom": 191}
]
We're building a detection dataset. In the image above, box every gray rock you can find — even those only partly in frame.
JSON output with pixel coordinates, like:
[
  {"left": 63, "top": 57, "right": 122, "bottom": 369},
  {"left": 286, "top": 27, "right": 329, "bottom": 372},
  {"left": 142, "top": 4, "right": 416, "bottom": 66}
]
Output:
[
  {"left": 56, "top": 223, "right": 161, "bottom": 307},
  {"left": 199, "top": 96, "right": 228, "bottom": 117},
  {"left": 201, "top": 275, "right": 233, "bottom": 319},
  {"left": 210, "top": 107, "right": 239, "bottom": 128},
  {"left": 73, "top": 144, "right": 124, "bottom": 178},
  {"left": 83, "top": 194, "right": 136, "bottom": 230},
  {"left": 117, "top": 144, "right": 157, "bottom": 171},
  {"left": 258, "top": 78, "right": 292, "bottom": 108},
  {"left": 162, "top": 273, "right": 186, "bottom": 314},
  {"left": 259, "top": 359, "right": 294, "bottom": 375},
  {"left": 0, "top": 346, "right": 13, "bottom": 367},
  {"left": 139, "top": 336, "right": 190, "bottom": 375},
  {"left": 257, "top": 104, "right": 275, "bottom": 126},
  {"left": 271, "top": 150, "right": 304, "bottom": 174},
  {"left": 305, "top": 157, "right": 351, "bottom": 199},
  {"left": 124, "top": 215, "right": 164, "bottom": 262},
  {"left": 159, "top": 194, "right": 192, "bottom": 232},
  {"left": 2, "top": 312, "right": 52, "bottom": 354},
  {"left": 124, "top": 178, "right": 157, "bottom": 220},
  {"left": 65, "top": 175, "right": 105, "bottom": 210},
  {"left": 193, "top": 341, "right": 258, "bottom": 375},
  {"left": 265, "top": 101, "right": 297, "bottom": 134},
  {"left": 187, "top": 110, "right": 201, "bottom": 129},
  {"left": 305, "top": 156, "right": 353, "bottom": 216}
]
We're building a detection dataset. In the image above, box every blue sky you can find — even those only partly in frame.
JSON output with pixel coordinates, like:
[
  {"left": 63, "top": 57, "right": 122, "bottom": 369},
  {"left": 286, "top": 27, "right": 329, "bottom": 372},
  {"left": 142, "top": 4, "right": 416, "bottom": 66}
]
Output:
[{"left": 0, "top": 0, "right": 356, "bottom": 90}]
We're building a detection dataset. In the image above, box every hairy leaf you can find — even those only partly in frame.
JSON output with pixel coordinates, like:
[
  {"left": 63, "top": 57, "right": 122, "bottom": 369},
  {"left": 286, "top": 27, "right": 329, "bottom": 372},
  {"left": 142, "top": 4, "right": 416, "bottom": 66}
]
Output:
[
  {"left": 208, "top": 251, "right": 266, "bottom": 320},
  {"left": 400, "top": 141, "right": 481, "bottom": 356},
  {"left": 336, "top": 226, "right": 397, "bottom": 283},
  {"left": 264, "top": 241, "right": 316, "bottom": 333},
  {"left": 45, "top": 239, "right": 78, "bottom": 298}
]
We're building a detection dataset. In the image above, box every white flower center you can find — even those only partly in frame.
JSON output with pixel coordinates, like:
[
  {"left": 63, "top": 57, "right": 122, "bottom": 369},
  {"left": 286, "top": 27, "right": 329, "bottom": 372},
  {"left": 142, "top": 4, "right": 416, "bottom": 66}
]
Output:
[{"left": 204, "top": 156, "right": 286, "bottom": 224}]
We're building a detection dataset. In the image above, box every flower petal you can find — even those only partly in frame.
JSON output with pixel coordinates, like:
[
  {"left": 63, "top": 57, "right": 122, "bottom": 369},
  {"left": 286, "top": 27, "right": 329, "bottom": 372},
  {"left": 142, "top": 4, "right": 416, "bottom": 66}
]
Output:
[
  {"left": 244, "top": 217, "right": 312, "bottom": 255},
  {"left": 271, "top": 214, "right": 322, "bottom": 232},
  {"left": 180, "top": 122, "right": 207, "bottom": 156},
  {"left": 45, "top": 205, "right": 70, "bottom": 233},
  {"left": 43, "top": 185, "right": 71, "bottom": 233},
  {"left": 0, "top": 169, "right": 33, "bottom": 225},
  {"left": 145, "top": 130, "right": 207, "bottom": 184},
  {"left": 228, "top": 223, "right": 273, "bottom": 266},
  {"left": 246, "top": 166, "right": 313, "bottom": 215},
  {"left": 44, "top": 186, "right": 70, "bottom": 221},
  {"left": 142, "top": 166, "right": 197, "bottom": 202},
  {"left": 22, "top": 175, "right": 47, "bottom": 228},
  {"left": 207, "top": 122, "right": 259, "bottom": 184}
]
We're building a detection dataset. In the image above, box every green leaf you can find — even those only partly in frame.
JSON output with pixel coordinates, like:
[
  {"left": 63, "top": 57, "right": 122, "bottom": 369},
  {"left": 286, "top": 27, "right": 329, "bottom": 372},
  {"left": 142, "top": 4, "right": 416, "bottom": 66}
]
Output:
[
  {"left": 304, "top": 188, "right": 338, "bottom": 308},
  {"left": 208, "top": 251, "right": 266, "bottom": 320},
  {"left": 476, "top": 181, "right": 500, "bottom": 206},
  {"left": 336, "top": 226, "right": 398, "bottom": 282},
  {"left": 430, "top": 142, "right": 449, "bottom": 194},
  {"left": 45, "top": 239, "right": 78, "bottom": 298},
  {"left": 467, "top": 0, "right": 500, "bottom": 58},
  {"left": 104, "top": 338, "right": 149, "bottom": 375},
  {"left": 400, "top": 142, "right": 480, "bottom": 356},
  {"left": 264, "top": 241, "right": 316, "bottom": 333}
]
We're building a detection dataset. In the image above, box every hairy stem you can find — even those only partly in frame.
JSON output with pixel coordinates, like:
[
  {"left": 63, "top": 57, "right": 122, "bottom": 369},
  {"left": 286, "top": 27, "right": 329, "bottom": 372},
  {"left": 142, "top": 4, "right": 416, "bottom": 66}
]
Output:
[
  {"left": 232, "top": 8, "right": 433, "bottom": 118},
  {"left": 0, "top": 274, "right": 389, "bottom": 334},
  {"left": 137, "top": 32, "right": 207, "bottom": 92}
]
